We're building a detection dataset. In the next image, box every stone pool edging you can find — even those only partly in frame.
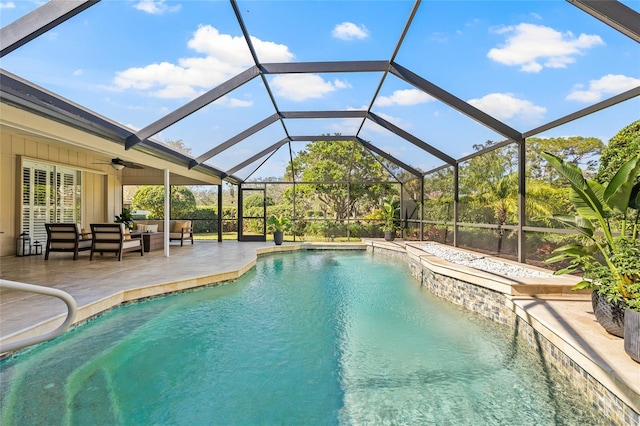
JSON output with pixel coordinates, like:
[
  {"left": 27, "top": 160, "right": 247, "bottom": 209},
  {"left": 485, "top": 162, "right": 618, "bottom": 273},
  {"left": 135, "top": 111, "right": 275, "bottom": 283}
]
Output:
[{"left": 364, "top": 239, "right": 639, "bottom": 426}]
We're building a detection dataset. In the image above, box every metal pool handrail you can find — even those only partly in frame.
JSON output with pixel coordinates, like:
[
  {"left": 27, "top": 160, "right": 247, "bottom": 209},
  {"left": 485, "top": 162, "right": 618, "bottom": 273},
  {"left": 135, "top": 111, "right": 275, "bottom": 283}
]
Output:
[{"left": 0, "top": 279, "right": 77, "bottom": 354}]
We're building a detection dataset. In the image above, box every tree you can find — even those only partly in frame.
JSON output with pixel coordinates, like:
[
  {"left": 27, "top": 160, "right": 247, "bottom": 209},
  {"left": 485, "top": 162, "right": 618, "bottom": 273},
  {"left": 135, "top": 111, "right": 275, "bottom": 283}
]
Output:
[
  {"left": 131, "top": 186, "right": 197, "bottom": 219},
  {"left": 286, "top": 138, "right": 397, "bottom": 220},
  {"left": 526, "top": 136, "right": 603, "bottom": 184},
  {"left": 189, "top": 186, "right": 218, "bottom": 206},
  {"left": 165, "top": 139, "right": 192, "bottom": 155},
  {"left": 459, "top": 141, "right": 560, "bottom": 253},
  {"left": 459, "top": 141, "right": 517, "bottom": 224},
  {"left": 596, "top": 119, "right": 640, "bottom": 185},
  {"left": 244, "top": 193, "right": 273, "bottom": 210},
  {"left": 423, "top": 167, "right": 455, "bottom": 224}
]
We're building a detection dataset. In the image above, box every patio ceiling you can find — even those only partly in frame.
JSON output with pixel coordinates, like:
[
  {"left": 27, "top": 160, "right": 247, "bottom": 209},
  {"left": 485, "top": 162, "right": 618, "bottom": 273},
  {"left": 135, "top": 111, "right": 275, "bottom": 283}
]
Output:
[{"left": 1, "top": 0, "right": 639, "bottom": 185}]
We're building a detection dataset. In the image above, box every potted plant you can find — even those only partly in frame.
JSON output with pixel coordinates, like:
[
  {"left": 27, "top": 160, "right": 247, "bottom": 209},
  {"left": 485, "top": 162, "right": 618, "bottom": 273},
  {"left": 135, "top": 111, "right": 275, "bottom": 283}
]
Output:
[
  {"left": 114, "top": 208, "right": 134, "bottom": 230},
  {"left": 382, "top": 196, "right": 398, "bottom": 241},
  {"left": 542, "top": 151, "right": 639, "bottom": 358},
  {"left": 267, "top": 215, "right": 291, "bottom": 245}
]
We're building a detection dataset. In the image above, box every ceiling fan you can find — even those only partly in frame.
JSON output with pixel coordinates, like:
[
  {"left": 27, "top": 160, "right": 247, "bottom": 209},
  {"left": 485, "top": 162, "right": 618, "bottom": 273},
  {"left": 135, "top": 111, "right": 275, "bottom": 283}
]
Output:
[{"left": 92, "top": 157, "right": 143, "bottom": 170}]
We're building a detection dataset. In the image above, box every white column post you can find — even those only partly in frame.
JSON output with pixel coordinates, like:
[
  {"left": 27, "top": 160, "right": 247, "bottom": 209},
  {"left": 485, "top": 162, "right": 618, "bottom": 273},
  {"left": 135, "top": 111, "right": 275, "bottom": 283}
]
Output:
[{"left": 164, "top": 169, "right": 170, "bottom": 257}]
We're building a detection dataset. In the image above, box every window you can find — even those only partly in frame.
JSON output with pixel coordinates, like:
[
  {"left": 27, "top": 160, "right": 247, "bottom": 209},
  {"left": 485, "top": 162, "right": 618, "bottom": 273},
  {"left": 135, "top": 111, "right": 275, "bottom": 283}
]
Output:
[{"left": 22, "top": 160, "right": 82, "bottom": 243}]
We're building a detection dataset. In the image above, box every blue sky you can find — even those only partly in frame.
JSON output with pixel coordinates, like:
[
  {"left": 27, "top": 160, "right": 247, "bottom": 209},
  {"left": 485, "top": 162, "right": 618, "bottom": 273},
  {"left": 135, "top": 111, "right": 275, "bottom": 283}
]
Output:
[{"left": 1, "top": 0, "right": 639, "bottom": 179}]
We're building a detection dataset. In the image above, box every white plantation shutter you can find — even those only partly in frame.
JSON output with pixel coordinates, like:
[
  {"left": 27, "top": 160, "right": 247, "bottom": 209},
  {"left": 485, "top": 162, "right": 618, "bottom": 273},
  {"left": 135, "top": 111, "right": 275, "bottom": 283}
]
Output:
[
  {"left": 21, "top": 161, "right": 82, "bottom": 245},
  {"left": 22, "top": 166, "right": 32, "bottom": 236},
  {"left": 57, "top": 168, "right": 78, "bottom": 223}
]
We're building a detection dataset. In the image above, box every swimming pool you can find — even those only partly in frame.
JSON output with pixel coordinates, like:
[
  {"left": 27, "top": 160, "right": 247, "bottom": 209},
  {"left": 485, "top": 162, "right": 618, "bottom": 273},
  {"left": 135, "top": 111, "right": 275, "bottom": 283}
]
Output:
[{"left": 1, "top": 251, "right": 601, "bottom": 424}]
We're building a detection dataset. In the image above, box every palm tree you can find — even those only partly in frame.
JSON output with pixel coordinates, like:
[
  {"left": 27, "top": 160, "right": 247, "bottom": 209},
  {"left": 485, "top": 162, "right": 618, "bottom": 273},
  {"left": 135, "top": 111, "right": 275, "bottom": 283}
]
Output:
[{"left": 476, "top": 174, "right": 555, "bottom": 254}]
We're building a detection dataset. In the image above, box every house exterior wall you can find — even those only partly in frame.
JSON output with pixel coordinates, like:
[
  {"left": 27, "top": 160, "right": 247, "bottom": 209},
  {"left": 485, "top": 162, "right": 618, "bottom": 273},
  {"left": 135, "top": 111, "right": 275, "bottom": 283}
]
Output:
[
  {"left": 1, "top": 102, "right": 220, "bottom": 256},
  {"left": 1, "top": 128, "right": 117, "bottom": 257}
]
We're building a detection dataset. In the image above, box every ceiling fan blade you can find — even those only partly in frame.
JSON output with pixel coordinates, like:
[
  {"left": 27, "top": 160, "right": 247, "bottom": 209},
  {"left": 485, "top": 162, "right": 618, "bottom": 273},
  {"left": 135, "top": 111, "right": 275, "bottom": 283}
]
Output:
[
  {"left": 124, "top": 162, "right": 144, "bottom": 169},
  {"left": 91, "top": 158, "right": 143, "bottom": 169},
  {"left": 114, "top": 158, "right": 144, "bottom": 169}
]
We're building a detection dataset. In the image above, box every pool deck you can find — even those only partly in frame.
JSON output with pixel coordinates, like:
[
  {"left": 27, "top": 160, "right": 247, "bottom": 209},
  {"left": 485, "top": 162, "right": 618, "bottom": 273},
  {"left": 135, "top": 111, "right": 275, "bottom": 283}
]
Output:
[{"left": 1, "top": 239, "right": 639, "bottom": 415}]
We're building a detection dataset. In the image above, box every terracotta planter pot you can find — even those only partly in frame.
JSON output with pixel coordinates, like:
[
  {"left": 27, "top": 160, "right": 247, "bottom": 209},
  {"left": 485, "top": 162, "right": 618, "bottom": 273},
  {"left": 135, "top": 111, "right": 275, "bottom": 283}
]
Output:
[
  {"left": 592, "top": 291, "right": 625, "bottom": 338},
  {"left": 624, "top": 309, "right": 640, "bottom": 363}
]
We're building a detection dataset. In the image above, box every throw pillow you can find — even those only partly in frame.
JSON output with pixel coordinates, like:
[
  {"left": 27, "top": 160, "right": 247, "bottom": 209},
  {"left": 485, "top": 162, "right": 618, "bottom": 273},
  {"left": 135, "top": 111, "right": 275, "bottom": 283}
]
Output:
[
  {"left": 80, "top": 228, "right": 91, "bottom": 239},
  {"left": 124, "top": 228, "right": 131, "bottom": 241},
  {"left": 146, "top": 224, "right": 158, "bottom": 233},
  {"left": 137, "top": 224, "right": 148, "bottom": 232},
  {"left": 173, "top": 221, "right": 190, "bottom": 233}
]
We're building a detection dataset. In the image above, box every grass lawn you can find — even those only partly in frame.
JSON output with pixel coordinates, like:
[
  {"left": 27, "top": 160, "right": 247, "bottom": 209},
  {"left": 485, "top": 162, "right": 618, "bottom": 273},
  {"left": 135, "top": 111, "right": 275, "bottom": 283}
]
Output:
[{"left": 194, "top": 233, "right": 363, "bottom": 242}]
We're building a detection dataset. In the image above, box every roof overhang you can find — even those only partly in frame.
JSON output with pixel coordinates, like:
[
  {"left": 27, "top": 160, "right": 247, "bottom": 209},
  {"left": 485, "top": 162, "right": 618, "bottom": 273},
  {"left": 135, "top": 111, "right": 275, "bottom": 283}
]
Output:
[{"left": 1, "top": 69, "right": 224, "bottom": 185}]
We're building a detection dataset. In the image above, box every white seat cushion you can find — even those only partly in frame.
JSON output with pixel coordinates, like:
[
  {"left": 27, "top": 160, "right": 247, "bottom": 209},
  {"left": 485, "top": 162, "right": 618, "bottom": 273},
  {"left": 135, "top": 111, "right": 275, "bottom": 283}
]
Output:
[
  {"left": 122, "top": 240, "right": 141, "bottom": 249},
  {"left": 78, "top": 240, "right": 92, "bottom": 249}
]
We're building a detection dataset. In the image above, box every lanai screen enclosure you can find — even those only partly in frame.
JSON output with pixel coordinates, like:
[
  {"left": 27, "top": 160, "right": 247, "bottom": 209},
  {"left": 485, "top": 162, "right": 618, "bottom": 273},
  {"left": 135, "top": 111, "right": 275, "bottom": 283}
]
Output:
[{"left": 1, "top": 0, "right": 639, "bottom": 262}]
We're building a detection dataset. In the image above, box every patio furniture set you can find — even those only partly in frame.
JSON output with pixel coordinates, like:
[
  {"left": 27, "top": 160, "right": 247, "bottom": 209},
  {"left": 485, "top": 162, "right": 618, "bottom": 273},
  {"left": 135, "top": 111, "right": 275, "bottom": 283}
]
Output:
[{"left": 43, "top": 221, "right": 193, "bottom": 261}]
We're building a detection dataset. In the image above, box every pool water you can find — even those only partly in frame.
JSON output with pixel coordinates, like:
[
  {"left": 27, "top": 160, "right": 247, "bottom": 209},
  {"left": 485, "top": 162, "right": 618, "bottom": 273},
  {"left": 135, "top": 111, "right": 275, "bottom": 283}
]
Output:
[{"left": 1, "top": 251, "right": 601, "bottom": 425}]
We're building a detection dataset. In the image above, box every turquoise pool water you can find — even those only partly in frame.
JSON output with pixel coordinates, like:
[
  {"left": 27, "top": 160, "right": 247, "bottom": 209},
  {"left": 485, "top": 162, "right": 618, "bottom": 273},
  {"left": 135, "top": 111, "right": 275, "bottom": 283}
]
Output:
[{"left": 1, "top": 251, "right": 601, "bottom": 425}]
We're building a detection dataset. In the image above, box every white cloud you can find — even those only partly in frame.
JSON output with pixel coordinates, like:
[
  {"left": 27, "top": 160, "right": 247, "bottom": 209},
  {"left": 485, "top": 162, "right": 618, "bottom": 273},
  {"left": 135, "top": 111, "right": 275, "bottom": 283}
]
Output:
[
  {"left": 368, "top": 112, "right": 410, "bottom": 133},
  {"left": 214, "top": 96, "right": 253, "bottom": 108},
  {"left": 429, "top": 32, "right": 449, "bottom": 43},
  {"left": 125, "top": 124, "right": 141, "bottom": 132},
  {"left": 487, "top": 23, "right": 604, "bottom": 73},
  {"left": 188, "top": 25, "right": 294, "bottom": 63},
  {"left": 566, "top": 74, "right": 640, "bottom": 102},
  {"left": 332, "top": 22, "right": 369, "bottom": 40},
  {"left": 373, "top": 112, "right": 398, "bottom": 122},
  {"left": 375, "top": 89, "right": 433, "bottom": 107},
  {"left": 329, "top": 118, "right": 362, "bottom": 135},
  {"left": 72, "top": 69, "right": 83, "bottom": 77},
  {"left": 467, "top": 93, "right": 546, "bottom": 123},
  {"left": 153, "top": 84, "right": 200, "bottom": 99},
  {"left": 112, "top": 25, "right": 294, "bottom": 100},
  {"left": 333, "top": 79, "right": 351, "bottom": 89},
  {"left": 0, "top": 2, "right": 15, "bottom": 9},
  {"left": 133, "top": 0, "right": 181, "bottom": 14},
  {"left": 271, "top": 74, "right": 349, "bottom": 101},
  {"left": 377, "top": 144, "right": 407, "bottom": 160}
]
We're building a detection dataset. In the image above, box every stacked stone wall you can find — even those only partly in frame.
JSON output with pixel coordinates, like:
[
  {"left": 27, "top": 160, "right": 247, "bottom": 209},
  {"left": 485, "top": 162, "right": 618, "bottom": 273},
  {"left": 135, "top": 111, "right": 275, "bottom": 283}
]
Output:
[{"left": 368, "top": 242, "right": 638, "bottom": 426}]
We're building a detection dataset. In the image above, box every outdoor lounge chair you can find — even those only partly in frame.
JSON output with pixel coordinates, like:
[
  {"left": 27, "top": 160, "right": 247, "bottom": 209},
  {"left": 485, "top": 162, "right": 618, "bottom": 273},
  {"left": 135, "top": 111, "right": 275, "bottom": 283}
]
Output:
[
  {"left": 90, "top": 223, "right": 143, "bottom": 261},
  {"left": 169, "top": 220, "right": 193, "bottom": 246},
  {"left": 44, "top": 223, "right": 92, "bottom": 260}
]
